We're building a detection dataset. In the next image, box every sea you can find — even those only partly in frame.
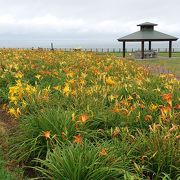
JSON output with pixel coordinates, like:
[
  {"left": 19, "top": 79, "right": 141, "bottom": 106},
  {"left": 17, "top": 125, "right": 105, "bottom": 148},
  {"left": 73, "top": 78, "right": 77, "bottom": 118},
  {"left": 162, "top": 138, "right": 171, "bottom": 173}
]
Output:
[{"left": 0, "top": 39, "right": 180, "bottom": 52}]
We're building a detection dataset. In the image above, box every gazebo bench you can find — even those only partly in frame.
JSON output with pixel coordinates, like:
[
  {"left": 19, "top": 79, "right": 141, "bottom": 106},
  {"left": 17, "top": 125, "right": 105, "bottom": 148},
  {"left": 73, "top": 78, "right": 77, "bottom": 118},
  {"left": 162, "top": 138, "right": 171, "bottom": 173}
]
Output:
[{"left": 134, "top": 50, "right": 158, "bottom": 59}]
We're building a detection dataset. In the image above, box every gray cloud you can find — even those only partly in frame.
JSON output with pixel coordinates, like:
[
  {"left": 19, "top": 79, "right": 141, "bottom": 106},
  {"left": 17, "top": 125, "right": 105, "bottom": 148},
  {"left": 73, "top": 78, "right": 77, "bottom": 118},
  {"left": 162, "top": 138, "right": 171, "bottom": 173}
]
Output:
[{"left": 0, "top": 0, "right": 179, "bottom": 47}]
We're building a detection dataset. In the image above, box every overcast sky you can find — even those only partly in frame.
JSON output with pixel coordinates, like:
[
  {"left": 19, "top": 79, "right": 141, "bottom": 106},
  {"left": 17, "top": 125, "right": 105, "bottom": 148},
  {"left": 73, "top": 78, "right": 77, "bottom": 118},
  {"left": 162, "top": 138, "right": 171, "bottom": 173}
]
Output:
[{"left": 0, "top": 0, "right": 179, "bottom": 48}]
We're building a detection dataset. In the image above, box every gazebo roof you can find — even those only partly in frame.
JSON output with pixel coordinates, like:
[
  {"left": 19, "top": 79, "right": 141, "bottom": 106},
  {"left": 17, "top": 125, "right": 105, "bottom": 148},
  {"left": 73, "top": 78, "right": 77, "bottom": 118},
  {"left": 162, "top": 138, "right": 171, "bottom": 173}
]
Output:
[
  {"left": 118, "top": 30, "right": 178, "bottom": 42},
  {"left": 118, "top": 22, "right": 178, "bottom": 42}
]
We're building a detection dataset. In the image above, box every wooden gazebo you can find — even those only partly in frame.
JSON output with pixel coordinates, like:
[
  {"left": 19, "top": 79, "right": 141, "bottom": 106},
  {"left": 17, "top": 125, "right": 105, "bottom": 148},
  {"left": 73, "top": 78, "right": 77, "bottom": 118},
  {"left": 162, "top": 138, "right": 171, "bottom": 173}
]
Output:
[{"left": 117, "top": 22, "right": 178, "bottom": 59}]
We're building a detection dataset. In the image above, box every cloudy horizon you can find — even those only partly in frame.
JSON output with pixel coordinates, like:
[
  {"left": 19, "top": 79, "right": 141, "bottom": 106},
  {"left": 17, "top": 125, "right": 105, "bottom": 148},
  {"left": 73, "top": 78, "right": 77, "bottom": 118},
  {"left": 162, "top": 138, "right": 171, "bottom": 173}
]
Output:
[{"left": 0, "top": 0, "right": 180, "bottom": 48}]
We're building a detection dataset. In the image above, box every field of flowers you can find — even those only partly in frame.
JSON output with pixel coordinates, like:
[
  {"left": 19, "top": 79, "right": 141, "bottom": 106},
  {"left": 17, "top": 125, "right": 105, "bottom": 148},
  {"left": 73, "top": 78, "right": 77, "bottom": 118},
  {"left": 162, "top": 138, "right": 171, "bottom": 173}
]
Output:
[{"left": 0, "top": 49, "right": 180, "bottom": 179}]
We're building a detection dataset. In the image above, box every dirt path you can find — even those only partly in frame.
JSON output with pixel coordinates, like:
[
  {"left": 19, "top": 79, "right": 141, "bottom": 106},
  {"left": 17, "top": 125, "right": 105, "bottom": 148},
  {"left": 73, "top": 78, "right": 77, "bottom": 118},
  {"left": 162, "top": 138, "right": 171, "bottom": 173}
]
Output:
[
  {"left": 0, "top": 106, "right": 21, "bottom": 179},
  {"left": 142, "top": 64, "right": 180, "bottom": 80},
  {"left": 0, "top": 105, "right": 17, "bottom": 138}
]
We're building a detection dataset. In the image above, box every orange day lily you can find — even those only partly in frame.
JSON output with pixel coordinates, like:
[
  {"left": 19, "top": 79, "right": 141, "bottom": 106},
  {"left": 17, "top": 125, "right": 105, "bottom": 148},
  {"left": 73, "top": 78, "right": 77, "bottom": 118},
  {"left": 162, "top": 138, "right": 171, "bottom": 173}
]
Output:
[
  {"left": 73, "top": 134, "right": 83, "bottom": 144},
  {"left": 139, "top": 103, "right": 145, "bottom": 109},
  {"left": 159, "top": 105, "right": 172, "bottom": 119},
  {"left": 79, "top": 114, "right": 88, "bottom": 123},
  {"left": 42, "top": 131, "right": 51, "bottom": 140},
  {"left": 161, "top": 93, "right": 172, "bottom": 107},
  {"left": 100, "top": 148, "right": 108, "bottom": 156},
  {"left": 174, "top": 104, "right": 180, "bottom": 110},
  {"left": 111, "top": 106, "right": 120, "bottom": 113}
]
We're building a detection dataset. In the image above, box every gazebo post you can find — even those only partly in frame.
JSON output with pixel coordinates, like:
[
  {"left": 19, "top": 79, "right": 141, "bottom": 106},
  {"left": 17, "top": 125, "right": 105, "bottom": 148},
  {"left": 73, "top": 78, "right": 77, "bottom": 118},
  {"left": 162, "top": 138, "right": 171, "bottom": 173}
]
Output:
[
  {"left": 169, "top": 41, "right": 172, "bottom": 58},
  {"left": 149, "top": 41, "right": 151, "bottom": 50},
  {"left": 141, "top": 41, "right": 144, "bottom": 59},
  {"left": 123, "top": 41, "right": 126, "bottom": 58}
]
